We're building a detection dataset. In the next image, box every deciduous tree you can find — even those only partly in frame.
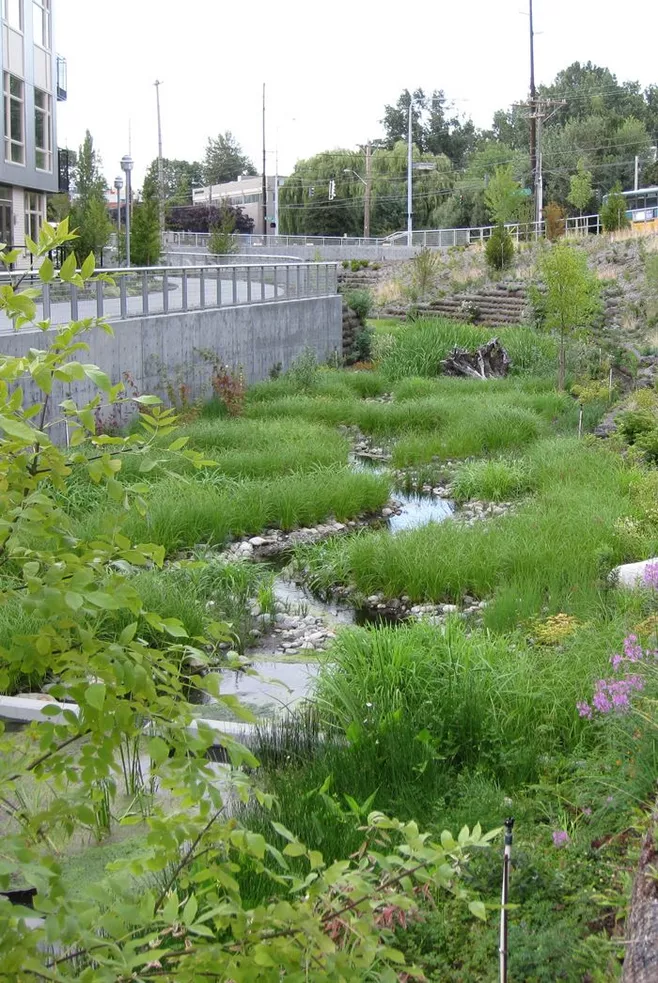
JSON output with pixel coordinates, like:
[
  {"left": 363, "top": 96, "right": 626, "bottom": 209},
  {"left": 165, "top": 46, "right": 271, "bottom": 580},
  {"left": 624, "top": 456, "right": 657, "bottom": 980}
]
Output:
[{"left": 537, "top": 241, "right": 601, "bottom": 390}]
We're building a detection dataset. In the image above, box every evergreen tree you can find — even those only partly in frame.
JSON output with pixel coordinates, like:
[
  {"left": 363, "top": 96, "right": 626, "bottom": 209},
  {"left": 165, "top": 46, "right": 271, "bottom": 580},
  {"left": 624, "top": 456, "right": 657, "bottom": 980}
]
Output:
[
  {"left": 203, "top": 131, "right": 256, "bottom": 185},
  {"left": 68, "top": 131, "right": 112, "bottom": 262},
  {"left": 131, "top": 196, "right": 161, "bottom": 266}
]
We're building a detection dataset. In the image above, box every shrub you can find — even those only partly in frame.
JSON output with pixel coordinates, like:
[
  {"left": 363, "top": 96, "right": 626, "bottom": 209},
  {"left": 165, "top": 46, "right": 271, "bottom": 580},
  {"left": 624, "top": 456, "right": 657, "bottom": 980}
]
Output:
[
  {"left": 600, "top": 183, "right": 631, "bottom": 232},
  {"left": 617, "top": 410, "right": 656, "bottom": 444},
  {"left": 544, "top": 202, "right": 566, "bottom": 242},
  {"left": 407, "top": 248, "right": 442, "bottom": 301},
  {"left": 352, "top": 326, "right": 374, "bottom": 363},
  {"left": 485, "top": 225, "right": 514, "bottom": 271},
  {"left": 287, "top": 346, "right": 319, "bottom": 390},
  {"left": 211, "top": 363, "right": 246, "bottom": 416},
  {"left": 208, "top": 214, "right": 238, "bottom": 255},
  {"left": 344, "top": 288, "right": 373, "bottom": 323}
]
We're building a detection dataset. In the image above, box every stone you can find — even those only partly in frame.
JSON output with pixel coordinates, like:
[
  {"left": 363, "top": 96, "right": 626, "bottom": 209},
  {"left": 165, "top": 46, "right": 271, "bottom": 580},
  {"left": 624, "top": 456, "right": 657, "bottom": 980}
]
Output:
[
  {"left": 249, "top": 536, "right": 268, "bottom": 547},
  {"left": 442, "top": 604, "right": 459, "bottom": 614},
  {"left": 334, "top": 522, "right": 346, "bottom": 531},
  {"left": 382, "top": 508, "right": 393, "bottom": 518},
  {"left": 611, "top": 558, "right": 658, "bottom": 589},
  {"left": 300, "top": 642, "right": 315, "bottom": 650}
]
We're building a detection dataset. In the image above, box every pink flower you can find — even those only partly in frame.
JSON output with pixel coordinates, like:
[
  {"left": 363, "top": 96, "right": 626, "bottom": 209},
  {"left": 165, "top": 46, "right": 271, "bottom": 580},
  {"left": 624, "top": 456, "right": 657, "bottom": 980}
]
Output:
[
  {"left": 552, "top": 830, "right": 570, "bottom": 848},
  {"left": 577, "top": 701, "right": 593, "bottom": 719}
]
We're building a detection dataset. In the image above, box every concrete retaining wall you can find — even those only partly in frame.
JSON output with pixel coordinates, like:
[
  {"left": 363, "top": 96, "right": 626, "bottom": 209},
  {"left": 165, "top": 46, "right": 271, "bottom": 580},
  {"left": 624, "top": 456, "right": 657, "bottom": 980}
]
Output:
[{"left": 1, "top": 295, "right": 342, "bottom": 430}]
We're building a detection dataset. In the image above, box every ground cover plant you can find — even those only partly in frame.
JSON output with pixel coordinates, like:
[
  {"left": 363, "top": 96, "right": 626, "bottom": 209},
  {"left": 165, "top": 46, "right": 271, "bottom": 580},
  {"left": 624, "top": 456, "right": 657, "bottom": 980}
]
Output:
[
  {"left": 2, "top": 228, "right": 656, "bottom": 981},
  {"left": 0, "top": 227, "right": 497, "bottom": 981}
]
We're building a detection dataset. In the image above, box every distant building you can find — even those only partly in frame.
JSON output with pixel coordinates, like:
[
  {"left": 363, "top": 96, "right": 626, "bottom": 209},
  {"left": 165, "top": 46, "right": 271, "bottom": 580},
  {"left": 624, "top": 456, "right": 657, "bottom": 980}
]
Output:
[
  {"left": 1, "top": 0, "right": 65, "bottom": 264},
  {"left": 192, "top": 174, "right": 287, "bottom": 232}
]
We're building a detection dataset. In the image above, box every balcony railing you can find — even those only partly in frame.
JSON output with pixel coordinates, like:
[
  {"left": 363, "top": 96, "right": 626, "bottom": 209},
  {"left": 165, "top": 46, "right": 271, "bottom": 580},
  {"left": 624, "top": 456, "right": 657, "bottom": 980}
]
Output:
[{"left": 56, "top": 56, "right": 67, "bottom": 102}]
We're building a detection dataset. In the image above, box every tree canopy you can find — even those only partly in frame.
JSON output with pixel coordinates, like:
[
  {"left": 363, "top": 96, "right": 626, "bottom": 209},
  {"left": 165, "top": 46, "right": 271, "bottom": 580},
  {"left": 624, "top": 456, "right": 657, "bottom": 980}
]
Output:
[
  {"left": 203, "top": 131, "right": 256, "bottom": 186},
  {"left": 143, "top": 158, "right": 204, "bottom": 206}
]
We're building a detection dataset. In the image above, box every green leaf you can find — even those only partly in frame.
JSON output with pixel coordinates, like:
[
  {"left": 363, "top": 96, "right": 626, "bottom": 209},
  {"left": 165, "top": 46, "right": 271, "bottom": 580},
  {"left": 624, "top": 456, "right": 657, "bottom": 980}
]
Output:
[
  {"left": 283, "top": 841, "right": 307, "bottom": 858},
  {"left": 81, "top": 253, "right": 95, "bottom": 279},
  {"left": 133, "top": 395, "right": 162, "bottom": 406},
  {"left": 271, "top": 821, "right": 297, "bottom": 843},
  {"left": 38, "top": 257, "right": 54, "bottom": 283},
  {"left": 84, "top": 682, "right": 106, "bottom": 711},
  {"left": 82, "top": 364, "right": 112, "bottom": 393},
  {"left": 0, "top": 415, "right": 41, "bottom": 442},
  {"left": 162, "top": 891, "right": 179, "bottom": 924},
  {"left": 253, "top": 945, "right": 276, "bottom": 967},
  {"left": 380, "top": 947, "right": 406, "bottom": 965},
  {"left": 64, "top": 591, "right": 84, "bottom": 611},
  {"left": 119, "top": 622, "right": 138, "bottom": 645},
  {"left": 147, "top": 736, "right": 169, "bottom": 766},
  {"left": 182, "top": 893, "right": 198, "bottom": 926},
  {"left": 168, "top": 437, "right": 189, "bottom": 452},
  {"left": 59, "top": 251, "right": 77, "bottom": 281},
  {"left": 468, "top": 899, "right": 487, "bottom": 921}
]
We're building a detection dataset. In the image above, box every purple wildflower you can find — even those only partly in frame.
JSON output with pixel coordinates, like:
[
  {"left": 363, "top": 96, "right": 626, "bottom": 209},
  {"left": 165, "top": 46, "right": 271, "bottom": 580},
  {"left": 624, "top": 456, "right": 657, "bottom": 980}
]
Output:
[
  {"left": 552, "top": 830, "right": 570, "bottom": 848},
  {"left": 643, "top": 563, "right": 658, "bottom": 589},
  {"left": 582, "top": 807, "right": 592, "bottom": 817},
  {"left": 623, "top": 635, "right": 643, "bottom": 662},
  {"left": 577, "top": 701, "right": 593, "bottom": 719}
]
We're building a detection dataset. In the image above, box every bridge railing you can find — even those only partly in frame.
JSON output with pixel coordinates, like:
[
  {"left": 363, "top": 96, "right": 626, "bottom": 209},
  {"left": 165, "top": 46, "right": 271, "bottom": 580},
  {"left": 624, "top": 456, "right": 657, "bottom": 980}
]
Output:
[
  {"left": 164, "top": 216, "right": 605, "bottom": 252},
  {"left": 0, "top": 262, "right": 339, "bottom": 331}
]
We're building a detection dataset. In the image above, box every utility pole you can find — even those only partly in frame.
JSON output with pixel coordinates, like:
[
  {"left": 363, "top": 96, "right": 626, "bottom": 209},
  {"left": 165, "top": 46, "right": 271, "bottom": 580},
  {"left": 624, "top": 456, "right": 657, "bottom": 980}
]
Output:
[
  {"left": 363, "top": 142, "right": 372, "bottom": 239},
  {"left": 529, "top": 0, "right": 537, "bottom": 219},
  {"left": 634, "top": 155, "right": 640, "bottom": 191},
  {"left": 407, "top": 99, "right": 413, "bottom": 246},
  {"left": 262, "top": 83, "right": 268, "bottom": 237},
  {"left": 154, "top": 80, "right": 165, "bottom": 238}
]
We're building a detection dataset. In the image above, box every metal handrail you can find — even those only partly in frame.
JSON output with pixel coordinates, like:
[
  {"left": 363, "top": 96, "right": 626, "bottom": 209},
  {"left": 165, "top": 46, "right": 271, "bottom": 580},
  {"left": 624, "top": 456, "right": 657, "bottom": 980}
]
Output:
[{"left": 0, "top": 261, "right": 339, "bottom": 331}]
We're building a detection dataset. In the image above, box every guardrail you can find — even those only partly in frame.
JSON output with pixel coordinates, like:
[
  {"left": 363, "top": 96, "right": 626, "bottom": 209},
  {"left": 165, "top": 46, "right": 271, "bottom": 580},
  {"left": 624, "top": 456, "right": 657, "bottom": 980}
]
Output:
[
  {"left": 165, "top": 216, "right": 604, "bottom": 252},
  {"left": 0, "top": 262, "right": 339, "bottom": 331}
]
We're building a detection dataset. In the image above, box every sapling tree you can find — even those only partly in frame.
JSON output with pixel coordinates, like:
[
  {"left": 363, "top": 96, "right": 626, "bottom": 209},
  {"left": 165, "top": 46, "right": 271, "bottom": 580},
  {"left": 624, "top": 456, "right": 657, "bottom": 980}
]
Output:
[
  {"left": 567, "top": 159, "right": 593, "bottom": 229},
  {"left": 537, "top": 241, "right": 602, "bottom": 390},
  {"left": 0, "top": 224, "right": 497, "bottom": 978}
]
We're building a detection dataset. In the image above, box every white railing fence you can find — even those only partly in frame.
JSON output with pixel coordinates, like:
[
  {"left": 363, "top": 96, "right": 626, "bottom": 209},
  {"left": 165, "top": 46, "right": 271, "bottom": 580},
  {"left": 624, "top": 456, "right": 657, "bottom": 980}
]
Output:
[{"left": 164, "top": 215, "right": 605, "bottom": 252}]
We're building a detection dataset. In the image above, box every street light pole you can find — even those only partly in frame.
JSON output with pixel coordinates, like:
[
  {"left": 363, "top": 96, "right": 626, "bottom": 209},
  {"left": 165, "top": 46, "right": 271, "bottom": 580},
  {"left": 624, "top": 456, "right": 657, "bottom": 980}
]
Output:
[
  {"left": 262, "top": 83, "right": 268, "bottom": 237},
  {"left": 154, "top": 80, "right": 165, "bottom": 238},
  {"left": 407, "top": 99, "right": 413, "bottom": 246},
  {"left": 364, "top": 142, "right": 372, "bottom": 240},
  {"left": 121, "top": 155, "right": 134, "bottom": 267},
  {"left": 114, "top": 175, "right": 124, "bottom": 259}
]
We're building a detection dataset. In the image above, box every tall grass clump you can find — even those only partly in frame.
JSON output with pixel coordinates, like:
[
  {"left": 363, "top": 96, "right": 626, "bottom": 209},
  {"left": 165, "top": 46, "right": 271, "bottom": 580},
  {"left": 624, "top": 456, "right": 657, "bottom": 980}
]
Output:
[
  {"left": 315, "top": 620, "right": 605, "bottom": 788},
  {"left": 80, "top": 468, "right": 390, "bottom": 555},
  {"left": 391, "top": 404, "right": 545, "bottom": 465},
  {"left": 100, "top": 560, "right": 271, "bottom": 652},
  {"left": 298, "top": 441, "right": 658, "bottom": 627},
  {"left": 378, "top": 319, "right": 559, "bottom": 381}
]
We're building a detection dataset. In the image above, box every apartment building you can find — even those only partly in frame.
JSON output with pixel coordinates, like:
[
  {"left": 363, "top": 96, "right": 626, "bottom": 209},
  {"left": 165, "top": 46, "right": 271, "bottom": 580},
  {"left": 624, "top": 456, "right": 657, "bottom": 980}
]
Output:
[{"left": 1, "top": 0, "right": 64, "bottom": 261}]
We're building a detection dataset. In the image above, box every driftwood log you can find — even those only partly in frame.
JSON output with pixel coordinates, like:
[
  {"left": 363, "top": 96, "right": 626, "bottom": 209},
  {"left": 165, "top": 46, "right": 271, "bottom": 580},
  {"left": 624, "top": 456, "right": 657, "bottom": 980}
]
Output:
[
  {"left": 622, "top": 807, "right": 658, "bottom": 983},
  {"left": 441, "top": 338, "right": 511, "bottom": 380}
]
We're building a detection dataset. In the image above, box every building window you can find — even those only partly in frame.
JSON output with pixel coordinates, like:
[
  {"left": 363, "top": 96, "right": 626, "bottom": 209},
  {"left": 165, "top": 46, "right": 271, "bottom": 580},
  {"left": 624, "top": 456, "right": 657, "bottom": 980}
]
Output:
[
  {"left": 4, "top": 73, "right": 25, "bottom": 164},
  {"left": 2, "top": 0, "right": 23, "bottom": 30},
  {"left": 34, "top": 87, "right": 51, "bottom": 170},
  {"left": 32, "top": 0, "right": 49, "bottom": 47},
  {"left": 25, "top": 191, "right": 45, "bottom": 242}
]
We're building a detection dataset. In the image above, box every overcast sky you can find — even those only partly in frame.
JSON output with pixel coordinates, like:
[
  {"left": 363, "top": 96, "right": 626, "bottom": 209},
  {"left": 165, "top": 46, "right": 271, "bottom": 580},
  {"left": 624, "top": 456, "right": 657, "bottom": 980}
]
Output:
[{"left": 56, "top": 0, "right": 657, "bottom": 189}]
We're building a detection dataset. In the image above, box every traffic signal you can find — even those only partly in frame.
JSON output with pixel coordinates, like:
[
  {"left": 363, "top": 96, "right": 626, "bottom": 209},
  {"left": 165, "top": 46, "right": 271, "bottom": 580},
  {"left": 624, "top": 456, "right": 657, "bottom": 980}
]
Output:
[
  {"left": 308, "top": 186, "right": 315, "bottom": 198},
  {"left": 329, "top": 179, "right": 336, "bottom": 201}
]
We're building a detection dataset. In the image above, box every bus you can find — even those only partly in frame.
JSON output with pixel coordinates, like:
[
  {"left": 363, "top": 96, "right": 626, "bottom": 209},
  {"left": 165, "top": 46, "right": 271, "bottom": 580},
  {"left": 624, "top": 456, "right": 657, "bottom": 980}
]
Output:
[{"left": 602, "top": 186, "right": 658, "bottom": 233}]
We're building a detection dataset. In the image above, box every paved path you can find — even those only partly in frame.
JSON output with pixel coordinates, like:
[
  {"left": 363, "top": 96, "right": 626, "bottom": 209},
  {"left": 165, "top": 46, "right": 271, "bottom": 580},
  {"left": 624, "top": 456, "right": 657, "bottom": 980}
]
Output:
[{"left": 0, "top": 276, "right": 282, "bottom": 335}]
